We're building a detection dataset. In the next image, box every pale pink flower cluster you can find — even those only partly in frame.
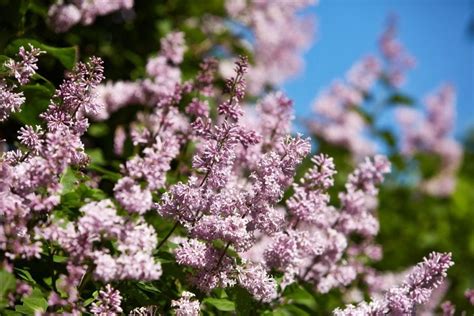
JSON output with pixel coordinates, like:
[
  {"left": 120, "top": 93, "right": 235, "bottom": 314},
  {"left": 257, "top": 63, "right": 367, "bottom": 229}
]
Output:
[
  {"left": 48, "top": 0, "right": 134, "bottom": 33},
  {"left": 465, "top": 289, "right": 474, "bottom": 305},
  {"left": 269, "top": 155, "right": 390, "bottom": 294},
  {"left": 309, "top": 57, "right": 381, "bottom": 159},
  {"left": 109, "top": 31, "right": 190, "bottom": 214},
  {"left": 94, "top": 31, "right": 187, "bottom": 120},
  {"left": 397, "top": 84, "right": 462, "bottom": 196},
  {"left": 379, "top": 15, "right": 416, "bottom": 87},
  {"left": 309, "top": 17, "right": 418, "bottom": 161},
  {"left": 226, "top": 0, "right": 316, "bottom": 94},
  {"left": 1, "top": 55, "right": 104, "bottom": 261},
  {"left": 4, "top": 44, "right": 45, "bottom": 85},
  {"left": 171, "top": 291, "right": 201, "bottom": 316},
  {"left": 90, "top": 284, "right": 123, "bottom": 315},
  {"left": 0, "top": 32, "right": 459, "bottom": 313},
  {"left": 334, "top": 252, "right": 454, "bottom": 315},
  {"left": 1, "top": 45, "right": 44, "bottom": 121},
  {"left": 39, "top": 200, "right": 162, "bottom": 282},
  {"left": 156, "top": 57, "right": 308, "bottom": 300}
]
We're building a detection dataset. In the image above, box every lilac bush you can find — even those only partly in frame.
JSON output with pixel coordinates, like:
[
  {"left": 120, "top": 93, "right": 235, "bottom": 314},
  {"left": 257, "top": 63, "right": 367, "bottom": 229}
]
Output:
[{"left": 0, "top": 0, "right": 472, "bottom": 315}]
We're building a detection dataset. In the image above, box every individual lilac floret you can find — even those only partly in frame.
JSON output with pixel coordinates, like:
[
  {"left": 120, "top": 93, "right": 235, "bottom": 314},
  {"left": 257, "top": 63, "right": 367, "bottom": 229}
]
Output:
[
  {"left": 90, "top": 284, "right": 123, "bottom": 315},
  {"left": 171, "top": 291, "right": 200, "bottom": 316},
  {"left": 4, "top": 44, "right": 45, "bottom": 85}
]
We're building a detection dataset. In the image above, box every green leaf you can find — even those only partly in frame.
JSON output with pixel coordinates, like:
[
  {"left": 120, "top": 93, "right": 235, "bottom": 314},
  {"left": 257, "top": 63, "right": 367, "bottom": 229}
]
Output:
[
  {"left": 233, "top": 287, "right": 254, "bottom": 315},
  {"left": 0, "top": 270, "right": 16, "bottom": 298},
  {"left": 60, "top": 168, "right": 79, "bottom": 195},
  {"left": 283, "top": 284, "right": 317, "bottom": 310},
  {"left": 386, "top": 93, "right": 414, "bottom": 106},
  {"left": 86, "top": 149, "right": 105, "bottom": 165},
  {"left": 6, "top": 39, "right": 77, "bottom": 69},
  {"left": 275, "top": 305, "right": 311, "bottom": 316},
  {"left": 83, "top": 291, "right": 98, "bottom": 307},
  {"left": 17, "top": 288, "right": 48, "bottom": 314},
  {"left": 22, "top": 297, "right": 47, "bottom": 313},
  {"left": 88, "top": 123, "right": 110, "bottom": 137},
  {"left": 2, "top": 310, "right": 22, "bottom": 316},
  {"left": 15, "top": 305, "right": 33, "bottom": 314},
  {"left": 0, "top": 55, "right": 11, "bottom": 74},
  {"left": 203, "top": 297, "right": 235, "bottom": 311},
  {"left": 13, "top": 84, "right": 52, "bottom": 125},
  {"left": 53, "top": 255, "right": 68, "bottom": 263},
  {"left": 88, "top": 164, "right": 121, "bottom": 181},
  {"left": 14, "top": 268, "right": 36, "bottom": 284},
  {"left": 136, "top": 282, "right": 161, "bottom": 295}
]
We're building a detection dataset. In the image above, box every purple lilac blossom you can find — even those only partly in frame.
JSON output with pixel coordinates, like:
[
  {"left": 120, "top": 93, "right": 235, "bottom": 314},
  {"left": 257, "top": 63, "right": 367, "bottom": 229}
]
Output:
[
  {"left": 48, "top": 0, "right": 134, "bottom": 33},
  {"left": 171, "top": 291, "right": 200, "bottom": 316},
  {"left": 333, "top": 252, "right": 454, "bottom": 315},
  {"left": 397, "top": 84, "right": 462, "bottom": 196},
  {"left": 90, "top": 284, "right": 123, "bottom": 315},
  {"left": 225, "top": 0, "right": 316, "bottom": 94}
]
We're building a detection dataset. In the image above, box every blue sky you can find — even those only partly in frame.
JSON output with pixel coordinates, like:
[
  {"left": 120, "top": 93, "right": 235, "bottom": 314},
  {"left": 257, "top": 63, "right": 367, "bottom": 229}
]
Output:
[{"left": 283, "top": 0, "right": 474, "bottom": 136}]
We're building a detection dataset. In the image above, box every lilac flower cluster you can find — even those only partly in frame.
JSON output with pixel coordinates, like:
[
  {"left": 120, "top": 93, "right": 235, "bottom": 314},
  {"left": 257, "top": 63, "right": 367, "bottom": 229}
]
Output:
[
  {"left": 466, "top": 289, "right": 474, "bottom": 305},
  {"left": 110, "top": 31, "right": 191, "bottom": 214},
  {"left": 90, "top": 284, "right": 123, "bottom": 315},
  {"left": 95, "top": 31, "right": 187, "bottom": 120},
  {"left": 225, "top": 0, "right": 316, "bottom": 94},
  {"left": 397, "top": 84, "right": 462, "bottom": 196},
  {"left": 309, "top": 17, "right": 417, "bottom": 160},
  {"left": 379, "top": 15, "right": 416, "bottom": 87},
  {"left": 4, "top": 44, "right": 45, "bottom": 85},
  {"left": 1, "top": 54, "right": 104, "bottom": 261},
  {"left": 48, "top": 0, "right": 134, "bottom": 33},
  {"left": 171, "top": 291, "right": 201, "bottom": 316},
  {"left": 1, "top": 45, "right": 44, "bottom": 121},
  {"left": 153, "top": 49, "right": 399, "bottom": 302},
  {"left": 39, "top": 200, "right": 162, "bottom": 282},
  {"left": 261, "top": 155, "right": 390, "bottom": 294},
  {"left": 156, "top": 56, "right": 308, "bottom": 300},
  {"left": 333, "top": 252, "right": 454, "bottom": 315},
  {"left": 309, "top": 58, "right": 380, "bottom": 159},
  {"left": 0, "top": 30, "right": 461, "bottom": 314}
]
